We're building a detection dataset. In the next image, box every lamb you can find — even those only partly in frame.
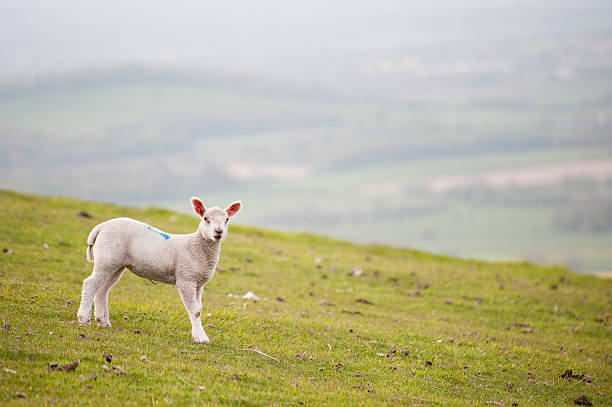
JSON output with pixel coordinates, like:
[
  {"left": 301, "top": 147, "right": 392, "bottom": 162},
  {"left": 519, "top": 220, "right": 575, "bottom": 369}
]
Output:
[{"left": 77, "top": 197, "right": 242, "bottom": 343}]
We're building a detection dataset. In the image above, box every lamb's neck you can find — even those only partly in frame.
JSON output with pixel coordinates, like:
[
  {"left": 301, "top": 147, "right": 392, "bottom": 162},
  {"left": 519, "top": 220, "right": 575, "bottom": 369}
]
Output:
[{"left": 191, "top": 232, "right": 221, "bottom": 267}]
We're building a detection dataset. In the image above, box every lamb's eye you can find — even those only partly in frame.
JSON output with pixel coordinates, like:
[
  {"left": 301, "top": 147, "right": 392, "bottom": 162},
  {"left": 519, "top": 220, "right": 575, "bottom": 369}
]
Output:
[
  {"left": 225, "top": 218, "right": 229, "bottom": 223},
  {"left": 204, "top": 217, "right": 209, "bottom": 222}
]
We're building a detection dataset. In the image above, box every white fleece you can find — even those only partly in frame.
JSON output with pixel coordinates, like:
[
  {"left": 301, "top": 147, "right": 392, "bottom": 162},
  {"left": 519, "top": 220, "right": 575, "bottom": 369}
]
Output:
[{"left": 77, "top": 198, "right": 242, "bottom": 343}]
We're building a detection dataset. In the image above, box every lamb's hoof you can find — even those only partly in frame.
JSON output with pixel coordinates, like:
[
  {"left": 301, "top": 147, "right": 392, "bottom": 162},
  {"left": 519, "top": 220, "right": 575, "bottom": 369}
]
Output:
[
  {"left": 95, "top": 317, "right": 111, "bottom": 328},
  {"left": 77, "top": 314, "right": 91, "bottom": 326},
  {"left": 192, "top": 333, "right": 210, "bottom": 344}
]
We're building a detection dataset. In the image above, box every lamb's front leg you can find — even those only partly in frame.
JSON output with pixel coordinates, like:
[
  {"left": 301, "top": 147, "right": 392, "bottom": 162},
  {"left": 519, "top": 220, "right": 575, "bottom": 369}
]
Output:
[
  {"left": 196, "top": 285, "right": 203, "bottom": 311},
  {"left": 177, "top": 281, "right": 209, "bottom": 343}
]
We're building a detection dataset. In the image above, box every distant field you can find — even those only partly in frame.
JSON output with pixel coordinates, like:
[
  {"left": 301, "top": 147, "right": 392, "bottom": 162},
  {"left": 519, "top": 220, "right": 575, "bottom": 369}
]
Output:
[
  {"left": 0, "top": 190, "right": 611, "bottom": 406},
  {"left": 1, "top": 70, "right": 612, "bottom": 272}
]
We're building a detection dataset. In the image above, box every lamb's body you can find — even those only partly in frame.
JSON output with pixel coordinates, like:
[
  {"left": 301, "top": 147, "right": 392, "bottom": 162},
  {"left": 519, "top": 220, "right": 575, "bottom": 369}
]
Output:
[
  {"left": 88, "top": 218, "right": 219, "bottom": 285},
  {"left": 77, "top": 198, "right": 242, "bottom": 343}
]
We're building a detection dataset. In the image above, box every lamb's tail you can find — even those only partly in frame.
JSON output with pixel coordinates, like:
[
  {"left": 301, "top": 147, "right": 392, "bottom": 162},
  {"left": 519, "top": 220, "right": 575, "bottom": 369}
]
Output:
[{"left": 86, "top": 222, "right": 105, "bottom": 263}]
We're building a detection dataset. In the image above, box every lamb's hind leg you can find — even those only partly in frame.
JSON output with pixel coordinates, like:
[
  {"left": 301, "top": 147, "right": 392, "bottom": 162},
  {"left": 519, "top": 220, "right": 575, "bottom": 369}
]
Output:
[
  {"left": 94, "top": 268, "right": 125, "bottom": 327},
  {"left": 77, "top": 264, "right": 116, "bottom": 325},
  {"left": 177, "top": 281, "right": 209, "bottom": 343}
]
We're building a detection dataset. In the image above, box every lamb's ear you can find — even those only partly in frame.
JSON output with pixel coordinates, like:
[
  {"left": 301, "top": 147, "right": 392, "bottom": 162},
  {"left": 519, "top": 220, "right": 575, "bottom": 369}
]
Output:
[
  {"left": 225, "top": 201, "right": 242, "bottom": 217},
  {"left": 191, "top": 197, "right": 205, "bottom": 217}
]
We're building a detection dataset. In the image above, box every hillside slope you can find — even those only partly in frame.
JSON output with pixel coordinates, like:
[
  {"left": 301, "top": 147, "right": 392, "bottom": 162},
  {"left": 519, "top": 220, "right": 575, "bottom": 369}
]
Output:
[{"left": 0, "top": 190, "right": 610, "bottom": 406}]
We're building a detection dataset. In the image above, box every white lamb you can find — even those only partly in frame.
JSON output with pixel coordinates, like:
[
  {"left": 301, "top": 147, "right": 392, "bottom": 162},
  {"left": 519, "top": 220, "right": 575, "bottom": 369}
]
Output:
[{"left": 77, "top": 197, "right": 242, "bottom": 343}]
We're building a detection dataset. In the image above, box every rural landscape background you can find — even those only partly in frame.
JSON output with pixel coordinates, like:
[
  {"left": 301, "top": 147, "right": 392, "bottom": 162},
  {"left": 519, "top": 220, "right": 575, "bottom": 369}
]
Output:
[
  {"left": 1, "top": 2, "right": 611, "bottom": 406},
  {"left": 1, "top": 1, "right": 612, "bottom": 272}
]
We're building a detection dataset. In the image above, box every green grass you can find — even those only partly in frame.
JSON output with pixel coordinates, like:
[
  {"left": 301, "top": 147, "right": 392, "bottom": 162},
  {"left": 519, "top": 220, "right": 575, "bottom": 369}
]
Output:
[{"left": 0, "top": 190, "right": 610, "bottom": 406}]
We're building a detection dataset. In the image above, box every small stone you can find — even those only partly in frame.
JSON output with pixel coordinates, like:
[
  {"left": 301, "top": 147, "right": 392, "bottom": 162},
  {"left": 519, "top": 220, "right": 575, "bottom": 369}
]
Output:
[
  {"left": 112, "top": 365, "right": 126, "bottom": 375},
  {"left": 522, "top": 327, "right": 534, "bottom": 333},
  {"left": 15, "top": 392, "right": 26, "bottom": 398},
  {"left": 347, "top": 267, "right": 362, "bottom": 276}
]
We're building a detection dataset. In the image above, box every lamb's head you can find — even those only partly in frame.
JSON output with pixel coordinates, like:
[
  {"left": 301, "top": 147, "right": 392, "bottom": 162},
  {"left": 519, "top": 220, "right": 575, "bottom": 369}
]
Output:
[{"left": 191, "top": 197, "right": 242, "bottom": 242}]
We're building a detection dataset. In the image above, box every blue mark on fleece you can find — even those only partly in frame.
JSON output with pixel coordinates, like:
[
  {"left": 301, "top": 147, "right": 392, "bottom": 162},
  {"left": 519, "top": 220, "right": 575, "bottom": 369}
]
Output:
[{"left": 146, "top": 225, "right": 170, "bottom": 240}]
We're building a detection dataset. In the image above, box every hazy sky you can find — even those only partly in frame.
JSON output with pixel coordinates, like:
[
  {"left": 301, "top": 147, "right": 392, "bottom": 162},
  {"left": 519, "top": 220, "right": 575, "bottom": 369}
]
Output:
[{"left": 2, "top": 1, "right": 611, "bottom": 84}]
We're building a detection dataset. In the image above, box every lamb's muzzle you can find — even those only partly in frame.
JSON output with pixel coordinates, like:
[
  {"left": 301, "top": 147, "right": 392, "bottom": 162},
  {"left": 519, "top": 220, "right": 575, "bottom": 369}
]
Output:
[{"left": 77, "top": 197, "right": 242, "bottom": 343}]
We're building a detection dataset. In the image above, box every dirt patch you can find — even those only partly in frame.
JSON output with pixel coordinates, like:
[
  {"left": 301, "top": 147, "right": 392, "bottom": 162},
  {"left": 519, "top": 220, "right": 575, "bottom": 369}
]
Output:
[
  {"left": 225, "top": 162, "right": 311, "bottom": 181},
  {"left": 561, "top": 370, "right": 591, "bottom": 383},
  {"left": 595, "top": 271, "right": 612, "bottom": 279},
  {"left": 48, "top": 359, "right": 79, "bottom": 372},
  {"left": 342, "top": 310, "right": 362, "bottom": 315},
  {"left": 429, "top": 159, "right": 612, "bottom": 193},
  {"left": 574, "top": 395, "right": 592, "bottom": 405}
]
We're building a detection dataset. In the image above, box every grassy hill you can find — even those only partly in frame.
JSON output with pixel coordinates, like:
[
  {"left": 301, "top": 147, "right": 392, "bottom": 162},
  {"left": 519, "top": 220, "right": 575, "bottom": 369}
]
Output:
[{"left": 0, "top": 190, "right": 610, "bottom": 406}]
